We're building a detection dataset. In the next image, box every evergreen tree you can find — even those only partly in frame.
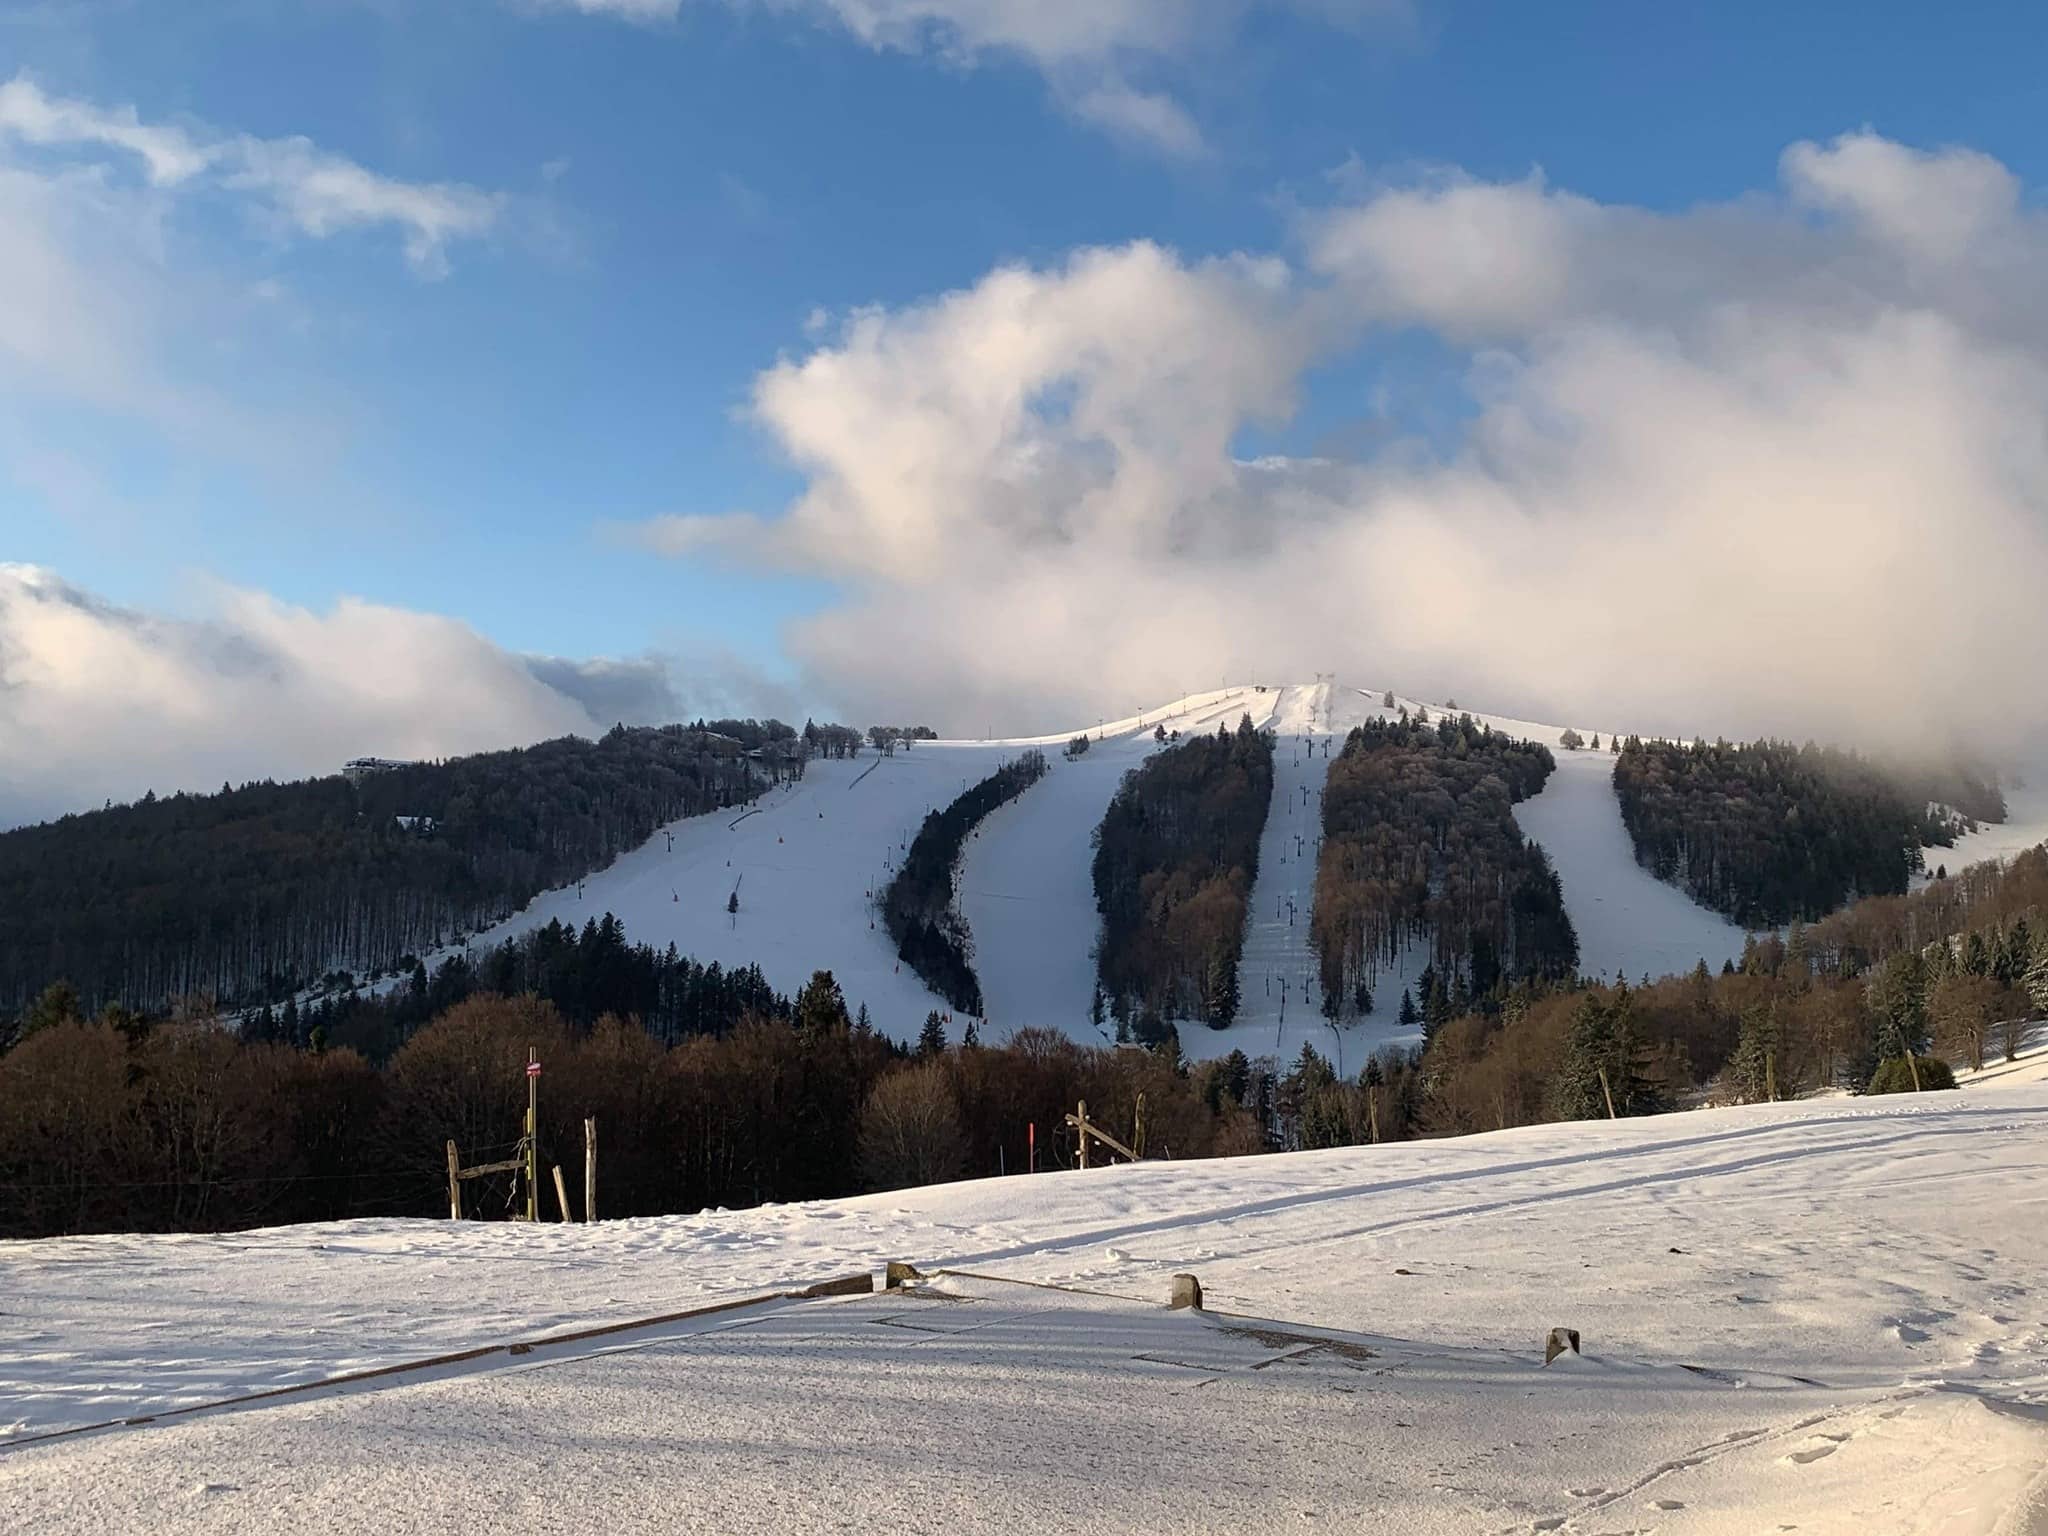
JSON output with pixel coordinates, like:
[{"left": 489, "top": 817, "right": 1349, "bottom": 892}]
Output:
[
  {"left": 1423, "top": 974, "right": 1453, "bottom": 1042},
  {"left": 1398, "top": 988, "right": 1419, "bottom": 1028},
  {"left": 796, "top": 971, "right": 851, "bottom": 1037},
  {"left": 1865, "top": 951, "right": 1930, "bottom": 1062},
  {"left": 917, "top": 1010, "right": 947, "bottom": 1056},
  {"left": 2027, "top": 938, "right": 2048, "bottom": 1018},
  {"left": 1549, "top": 984, "right": 1660, "bottom": 1119},
  {"left": 1730, "top": 1005, "right": 1780, "bottom": 1101}
]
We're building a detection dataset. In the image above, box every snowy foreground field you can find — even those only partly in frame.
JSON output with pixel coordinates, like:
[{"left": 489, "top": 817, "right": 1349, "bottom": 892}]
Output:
[{"left": 6, "top": 1053, "right": 2048, "bottom": 1534}]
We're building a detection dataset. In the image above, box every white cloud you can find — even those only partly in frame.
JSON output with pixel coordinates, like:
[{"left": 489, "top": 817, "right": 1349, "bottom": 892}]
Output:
[
  {"left": 1070, "top": 79, "right": 1206, "bottom": 158},
  {"left": 522, "top": 1, "right": 1405, "bottom": 153},
  {"left": 639, "top": 132, "right": 2048, "bottom": 761},
  {"left": 227, "top": 135, "right": 499, "bottom": 277},
  {"left": 0, "top": 73, "right": 211, "bottom": 184},
  {"left": 0, "top": 74, "right": 500, "bottom": 275},
  {"left": 1782, "top": 130, "right": 2019, "bottom": 269},
  {"left": 0, "top": 567, "right": 691, "bottom": 828}
]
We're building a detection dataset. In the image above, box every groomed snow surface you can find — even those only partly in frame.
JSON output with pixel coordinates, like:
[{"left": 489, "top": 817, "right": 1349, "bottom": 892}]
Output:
[{"left": 5, "top": 1048, "right": 2047, "bottom": 1533}]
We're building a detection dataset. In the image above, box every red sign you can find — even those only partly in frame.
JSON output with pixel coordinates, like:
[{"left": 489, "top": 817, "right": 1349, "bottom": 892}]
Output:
[{"left": 527, "top": 1061, "right": 541, "bottom": 1077}]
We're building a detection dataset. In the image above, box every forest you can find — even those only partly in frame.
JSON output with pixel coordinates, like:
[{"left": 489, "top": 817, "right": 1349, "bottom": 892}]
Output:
[
  {"left": 882, "top": 751, "right": 1050, "bottom": 1014},
  {"left": 1311, "top": 713, "right": 1577, "bottom": 1021},
  {"left": 4, "top": 842, "right": 2043, "bottom": 1240},
  {"left": 0, "top": 724, "right": 779, "bottom": 1015},
  {"left": 219, "top": 913, "right": 795, "bottom": 1063},
  {"left": 0, "top": 975, "right": 1288, "bottom": 1241},
  {"left": 1091, "top": 716, "right": 1274, "bottom": 1034},
  {"left": 1612, "top": 737, "right": 2005, "bottom": 926}
]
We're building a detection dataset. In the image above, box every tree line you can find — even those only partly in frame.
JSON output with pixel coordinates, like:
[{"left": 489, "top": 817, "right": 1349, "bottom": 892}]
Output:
[
  {"left": 882, "top": 751, "right": 1050, "bottom": 1015},
  {"left": 1091, "top": 716, "right": 1274, "bottom": 1035},
  {"left": 1311, "top": 713, "right": 1577, "bottom": 1022},
  {"left": 1612, "top": 736, "right": 2005, "bottom": 926},
  {"left": 5, "top": 840, "right": 2042, "bottom": 1239},
  {"left": 0, "top": 971, "right": 1297, "bottom": 1240},
  {"left": 0, "top": 725, "right": 776, "bottom": 1016},
  {"left": 1351, "top": 844, "right": 2048, "bottom": 1144}
]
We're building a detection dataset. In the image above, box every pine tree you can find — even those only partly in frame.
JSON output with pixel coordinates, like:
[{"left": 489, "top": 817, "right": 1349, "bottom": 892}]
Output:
[
  {"left": 917, "top": 1010, "right": 946, "bottom": 1056},
  {"left": 1866, "top": 951, "right": 1929, "bottom": 1061},
  {"left": 1550, "top": 985, "right": 1661, "bottom": 1119},
  {"left": 961, "top": 1019, "right": 980, "bottom": 1048},
  {"left": 2025, "top": 938, "right": 2048, "bottom": 1018},
  {"left": 1398, "top": 987, "right": 1419, "bottom": 1028},
  {"left": 1423, "top": 974, "right": 1452, "bottom": 1042},
  {"left": 1730, "top": 1005, "right": 1780, "bottom": 1101},
  {"left": 795, "top": 970, "right": 850, "bottom": 1037}
]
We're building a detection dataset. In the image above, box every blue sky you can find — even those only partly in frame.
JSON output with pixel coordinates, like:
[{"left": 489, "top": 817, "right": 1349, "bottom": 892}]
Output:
[{"left": 4, "top": 1, "right": 2048, "bottom": 821}]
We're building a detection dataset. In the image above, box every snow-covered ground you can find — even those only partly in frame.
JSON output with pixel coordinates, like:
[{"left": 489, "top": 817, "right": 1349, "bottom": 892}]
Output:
[
  {"left": 1515, "top": 746, "right": 1750, "bottom": 981},
  {"left": 5, "top": 1050, "right": 2047, "bottom": 1532},
  {"left": 1234, "top": 685, "right": 1345, "bottom": 1058},
  {"left": 959, "top": 686, "right": 1276, "bottom": 1048},
  {"left": 451, "top": 741, "right": 1018, "bottom": 1041},
  {"left": 1922, "top": 769, "right": 2048, "bottom": 882}
]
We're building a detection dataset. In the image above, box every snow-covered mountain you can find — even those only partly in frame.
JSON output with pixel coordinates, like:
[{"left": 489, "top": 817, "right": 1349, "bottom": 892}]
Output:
[{"left": 430, "top": 682, "right": 1758, "bottom": 1057}]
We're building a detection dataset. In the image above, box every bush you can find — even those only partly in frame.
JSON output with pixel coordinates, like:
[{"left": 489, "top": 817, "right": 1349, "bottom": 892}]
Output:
[{"left": 1866, "top": 1055, "right": 1959, "bottom": 1094}]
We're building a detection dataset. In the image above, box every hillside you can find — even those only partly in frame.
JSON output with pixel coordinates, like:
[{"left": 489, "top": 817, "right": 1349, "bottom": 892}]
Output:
[
  {"left": 3, "top": 1053, "right": 2045, "bottom": 1533},
  {"left": 5, "top": 684, "right": 2033, "bottom": 1064}
]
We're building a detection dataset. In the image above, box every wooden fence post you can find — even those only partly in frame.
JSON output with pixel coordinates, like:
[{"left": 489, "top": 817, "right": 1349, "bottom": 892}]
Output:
[
  {"left": 552, "top": 1166, "right": 573, "bottom": 1223},
  {"left": 446, "top": 1139, "right": 462, "bottom": 1220},
  {"left": 584, "top": 1116, "right": 597, "bottom": 1224},
  {"left": 1077, "top": 1099, "right": 1088, "bottom": 1169},
  {"left": 1597, "top": 1068, "right": 1617, "bottom": 1120}
]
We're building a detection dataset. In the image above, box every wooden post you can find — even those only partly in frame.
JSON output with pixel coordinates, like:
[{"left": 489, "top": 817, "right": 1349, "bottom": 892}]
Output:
[
  {"left": 1765, "top": 1048, "right": 1777, "bottom": 1102},
  {"left": 525, "top": 1047, "right": 539, "bottom": 1223},
  {"left": 584, "top": 1116, "right": 597, "bottom": 1224},
  {"left": 446, "top": 1139, "right": 462, "bottom": 1220},
  {"left": 1077, "top": 1099, "right": 1088, "bottom": 1170},
  {"left": 552, "top": 1165, "right": 573, "bottom": 1223},
  {"left": 1367, "top": 1089, "right": 1380, "bottom": 1145},
  {"left": 1597, "top": 1067, "right": 1617, "bottom": 1120},
  {"left": 1133, "top": 1092, "right": 1147, "bottom": 1160}
]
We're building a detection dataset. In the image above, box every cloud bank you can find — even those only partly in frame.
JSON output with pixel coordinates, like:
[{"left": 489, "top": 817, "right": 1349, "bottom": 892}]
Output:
[
  {"left": 0, "top": 567, "right": 695, "bottom": 829},
  {"left": 645, "top": 131, "right": 2048, "bottom": 759}
]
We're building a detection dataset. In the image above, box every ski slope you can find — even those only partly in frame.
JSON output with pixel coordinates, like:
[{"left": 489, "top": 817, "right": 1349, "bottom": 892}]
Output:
[
  {"left": 1922, "top": 768, "right": 2048, "bottom": 883},
  {"left": 414, "top": 683, "right": 2042, "bottom": 1060},
  {"left": 451, "top": 742, "right": 1018, "bottom": 1041},
  {"left": 5, "top": 1058, "right": 2046, "bottom": 1533},
  {"left": 950, "top": 685, "right": 1278, "bottom": 1049}
]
